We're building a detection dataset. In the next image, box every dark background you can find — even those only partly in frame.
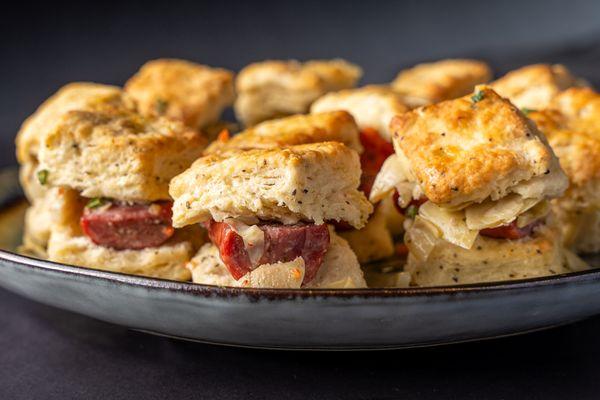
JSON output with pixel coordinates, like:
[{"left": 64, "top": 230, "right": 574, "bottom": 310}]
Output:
[{"left": 2, "top": 1, "right": 600, "bottom": 398}]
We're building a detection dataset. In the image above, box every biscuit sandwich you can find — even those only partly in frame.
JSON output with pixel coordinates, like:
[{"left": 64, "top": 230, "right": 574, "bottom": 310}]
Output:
[
  {"left": 371, "top": 86, "right": 586, "bottom": 286},
  {"left": 391, "top": 59, "right": 492, "bottom": 108},
  {"left": 15, "top": 83, "right": 136, "bottom": 256},
  {"left": 206, "top": 109, "right": 398, "bottom": 263},
  {"left": 528, "top": 88, "right": 600, "bottom": 254},
  {"left": 234, "top": 59, "right": 362, "bottom": 126},
  {"left": 36, "top": 108, "right": 207, "bottom": 280},
  {"left": 170, "top": 142, "right": 373, "bottom": 288}
]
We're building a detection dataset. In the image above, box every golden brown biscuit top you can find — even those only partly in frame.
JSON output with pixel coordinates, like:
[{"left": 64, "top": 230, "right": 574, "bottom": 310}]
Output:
[
  {"left": 391, "top": 59, "right": 492, "bottom": 104},
  {"left": 169, "top": 140, "right": 372, "bottom": 228},
  {"left": 204, "top": 111, "right": 362, "bottom": 154},
  {"left": 530, "top": 111, "right": 600, "bottom": 188},
  {"left": 236, "top": 59, "right": 362, "bottom": 92},
  {"left": 37, "top": 107, "right": 207, "bottom": 201},
  {"left": 43, "top": 108, "right": 202, "bottom": 150},
  {"left": 187, "top": 141, "right": 352, "bottom": 174},
  {"left": 551, "top": 87, "right": 600, "bottom": 128},
  {"left": 490, "top": 64, "right": 586, "bottom": 109},
  {"left": 124, "top": 58, "right": 234, "bottom": 128},
  {"left": 310, "top": 85, "right": 409, "bottom": 140},
  {"left": 16, "top": 82, "right": 133, "bottom": 163},
  {"left": 529, "top": 88, "right": 600, "bottom": 187},
  {"left": 390, "top": 87, "right": 559, "bottom": 205}
]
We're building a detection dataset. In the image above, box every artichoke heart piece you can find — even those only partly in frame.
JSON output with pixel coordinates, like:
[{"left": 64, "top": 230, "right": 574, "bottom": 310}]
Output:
[
  {"left": 370, "top": 155, "right": 413, "bottom": 204},
  {"left": 465, "top": 194, "right": 540, "bottom": 231},
  {"left": 516, "top": 200, "right": 550, "bottom": 228},
  {"left": 419, "top": 201, "right": 478, "bottom": 250},
  {"left": 405, "top": 216, "right": 442, "bottom": 261}
]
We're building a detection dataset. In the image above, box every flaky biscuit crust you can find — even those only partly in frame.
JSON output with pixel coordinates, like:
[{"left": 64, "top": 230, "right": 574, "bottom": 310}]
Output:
[
  {"left": 125, "top": 59, "right": 234, "bottom": 129},
  {"left": 21, "top": 191, "right": 58, "bottom": 258},
  {"left": 391, "top": 59, "right": 492, "bottom": 105},
  {"left": 310, "top": 85, "right": 409, "bottom": 141},
  {"left": 16, "top": 82, "right": 134, "bottom": 164},
  {"left": 550, "top": 87, "right": 600, "bottom": 128},
  {"left": 338, "top": 202, "right": 395, "bottom": 263},
  {"left": 548, "top": 88, "right": 600, "bottom": 191},
  {"left": 405, "top": 225, "right": 587, "bottom": 286},
  {"left": 48, "top": 228, "right": 194, "bottom": 281},
  {"left": 554, "top": 207, "right": 600, "bottom": 254},
  {"left": 236, "top": 59, "right": 362, "bottom": 92},
  {"left": 390, "top": 87, "right": 566, "bottom": 205},
  {"left": 529, "top": 88, "right": 600, "bottom": 253},
  {"left": 234, "top": 59, "right": 362, "bottom": 126},
  {"left": 38, "top": 108, "right": 206, "bottom": 201},
  {"left": 491, "top": 64, "right": 586, "bottom": 109},
  {"left": 205, "top": 111, "right": 362, "bottom": 154},
  {"left": 19, "top": 161, "right": 47, "bottom": 202},
  {"left": 530, "top": 108, "right": 600, "bottom": 190},
  {"left": 170, "top": 142, "right": 373, "bottom": 228},
  {"left": 530, "top": 88, "right": 600, "bottom": 210}
]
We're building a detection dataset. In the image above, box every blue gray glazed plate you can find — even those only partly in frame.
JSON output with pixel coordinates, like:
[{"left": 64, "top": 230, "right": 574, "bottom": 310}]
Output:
[{"left": 0, "top": 167, "right": 599, "bottom": 350}]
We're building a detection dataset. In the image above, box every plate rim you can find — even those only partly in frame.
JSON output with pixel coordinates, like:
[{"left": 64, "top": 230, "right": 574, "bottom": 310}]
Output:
[{"left": 3, "top": 248, "right": 600, "bottom": 299}]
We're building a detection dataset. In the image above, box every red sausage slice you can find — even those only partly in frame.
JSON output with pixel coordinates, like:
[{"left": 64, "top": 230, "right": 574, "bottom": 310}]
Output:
[
  {"left": 80, "top": 201, "right": 175, "bottom": 250},
  {"left": 480, "top": 220, "right": 540, "bottom": 240},
  {"left": 205, "top": 220, "right": 330, "bottom": 284},
  {"left": 359, "top": 128, "right": 395, "bottom": 197}
]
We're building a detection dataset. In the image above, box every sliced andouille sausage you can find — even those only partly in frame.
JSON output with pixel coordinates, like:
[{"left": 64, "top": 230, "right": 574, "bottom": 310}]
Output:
[
  {"left": 479, "top": 220, "right": 541, "bottom": 240},
  {"left": 205, "top": 220, "right": 330, "bottom": 284},
  {"left": 80, "top": 201, "right": 174, "bottom": 250}
]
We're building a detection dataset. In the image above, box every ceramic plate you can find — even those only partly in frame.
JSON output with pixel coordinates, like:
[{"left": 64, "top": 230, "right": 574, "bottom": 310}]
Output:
[{"left": 1, "top": 167, "right": 599, "bottom": 350}]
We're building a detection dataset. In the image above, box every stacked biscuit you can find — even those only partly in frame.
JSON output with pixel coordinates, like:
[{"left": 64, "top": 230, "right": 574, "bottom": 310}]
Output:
[
  {"left": 16, "top": 59, "right": 234, "bottom": 280},
  {"left": 488, "top": 64, "right": 600, "bottom": 255},
  {"left": 15, "top": 56, "right": 598, "bottom": 288},
  {"left": 172, "top": 142, "right": 372, "bottom": 288},
  {"left": 371, "top": 86, "right": 587, "bottom": 286}
]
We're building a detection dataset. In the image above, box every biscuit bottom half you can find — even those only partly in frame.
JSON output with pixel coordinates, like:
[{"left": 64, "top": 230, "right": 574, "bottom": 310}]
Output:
[
  {"left": 187, "top": 231, "right": 367, "bottom": 289},
  {"left": 20, "top": 185, "right": 67, "bottom": 258},
  {"left": 47, "top": 227, "right": 196, "bottom": 281},
  {"left": 405, "top": 225, "right": 588, "bottom": 287},
  {"left": 554, "top": 206, "right": 600, "bottom": 255},
  {"left": 339, "top": 202, "right": 395, "bottom": 264},
  {"left": 40, "top": 187, "right": 203, "bottom": 281},
  {"left": 21, "top": 201, "right": 53, "bottom": 259}
]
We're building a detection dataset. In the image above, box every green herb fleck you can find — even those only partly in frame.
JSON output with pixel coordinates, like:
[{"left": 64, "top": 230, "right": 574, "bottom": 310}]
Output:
[
  {"left": 521, "top": 107, "right": 536, "bottom": 115},
  {"left": 37, "top": 169, "right": 49, "bottom": 185},
  {"left": 471, "top": 91, "right": 485, "bottom": 103},
  {"left": 405, "top": 205, "right": 418, "bottom": 219},
  {"left": 155, "top": 98, "right": 169, "bottom": 114},
  {"left": 86, "top": 197, "right": 106, "bottom": 209}
]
